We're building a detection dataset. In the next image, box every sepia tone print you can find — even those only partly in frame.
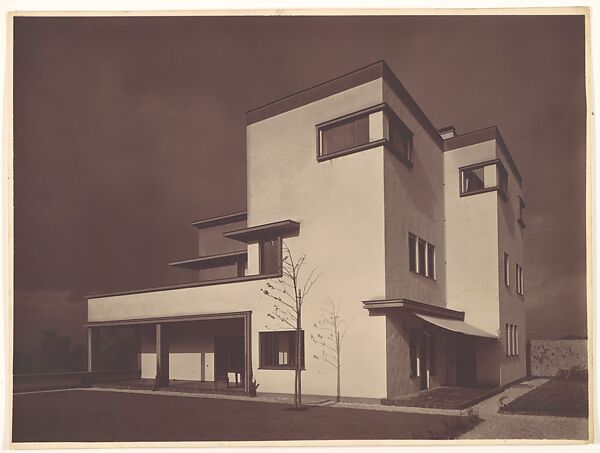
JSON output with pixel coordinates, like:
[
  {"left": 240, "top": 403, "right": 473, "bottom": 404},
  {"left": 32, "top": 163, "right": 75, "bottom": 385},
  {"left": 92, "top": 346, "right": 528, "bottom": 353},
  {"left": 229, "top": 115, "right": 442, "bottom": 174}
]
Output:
[{"left": 10, "top": 12, "right": 590, "bottom": 444}]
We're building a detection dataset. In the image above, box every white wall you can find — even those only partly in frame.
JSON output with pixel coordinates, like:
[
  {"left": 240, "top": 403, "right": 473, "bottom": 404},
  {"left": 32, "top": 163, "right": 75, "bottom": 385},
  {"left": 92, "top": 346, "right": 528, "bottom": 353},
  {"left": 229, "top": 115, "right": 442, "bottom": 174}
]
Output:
[
  {"left": 496, "top": 145, "right": 527, "bottom": 385},
  {"left": 245, "top": 78, "right": 388, "bottom": 399},
  {"left": 444, "top": 140, "right": 500, "bottom": 336},
  {"left": 382, "top": 81, "right": 446, "bottom": 306}
]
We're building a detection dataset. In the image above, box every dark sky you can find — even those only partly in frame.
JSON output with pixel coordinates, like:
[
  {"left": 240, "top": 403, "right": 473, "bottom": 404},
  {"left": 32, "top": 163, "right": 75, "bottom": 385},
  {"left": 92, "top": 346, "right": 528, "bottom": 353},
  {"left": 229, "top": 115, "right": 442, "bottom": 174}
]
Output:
[{"left": 13, "top": 15, "right": 586, "bottom": 354}]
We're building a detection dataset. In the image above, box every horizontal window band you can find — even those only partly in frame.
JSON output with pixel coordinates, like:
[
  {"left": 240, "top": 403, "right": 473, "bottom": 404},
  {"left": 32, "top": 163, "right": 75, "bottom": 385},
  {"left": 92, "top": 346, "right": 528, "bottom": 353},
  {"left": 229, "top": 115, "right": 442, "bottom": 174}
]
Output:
[{"left": 317, "top": 139, "right": 387, "bottom": 162}]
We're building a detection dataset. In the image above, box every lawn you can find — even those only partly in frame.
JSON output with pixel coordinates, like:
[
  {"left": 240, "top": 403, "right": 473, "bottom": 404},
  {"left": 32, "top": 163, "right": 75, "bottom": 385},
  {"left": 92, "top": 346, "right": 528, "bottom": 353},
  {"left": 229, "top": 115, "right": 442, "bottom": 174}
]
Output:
[
  {"left": 12, "top": 389, "right": 480, "bottom": 442},
  {"left": 500, "top": 377, "right": 588, "bottom": 418}
]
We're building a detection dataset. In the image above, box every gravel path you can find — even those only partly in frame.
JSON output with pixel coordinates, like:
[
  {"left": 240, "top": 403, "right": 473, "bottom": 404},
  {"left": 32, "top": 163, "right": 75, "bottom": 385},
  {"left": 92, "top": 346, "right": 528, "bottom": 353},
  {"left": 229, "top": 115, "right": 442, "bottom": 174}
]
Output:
[{"left": 459, "top": 378, "right": 589, "bottom": 440}]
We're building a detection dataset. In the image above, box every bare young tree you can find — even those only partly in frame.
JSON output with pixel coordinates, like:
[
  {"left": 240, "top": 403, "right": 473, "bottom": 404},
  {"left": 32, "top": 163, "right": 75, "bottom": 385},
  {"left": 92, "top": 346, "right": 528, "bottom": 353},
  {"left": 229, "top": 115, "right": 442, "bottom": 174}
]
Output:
[
  {"left": 261, "top": 242, "right": 320, "bottom": 409},
  {"left": 311, "top": 299, "right": 351, "bottom": 403}
]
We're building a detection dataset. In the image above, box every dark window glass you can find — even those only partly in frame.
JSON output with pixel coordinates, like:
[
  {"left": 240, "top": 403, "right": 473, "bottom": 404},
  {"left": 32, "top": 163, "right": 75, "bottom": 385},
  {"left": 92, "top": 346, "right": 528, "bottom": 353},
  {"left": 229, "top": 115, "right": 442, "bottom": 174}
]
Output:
[
  {"left": 498, "top": 165, "right": 508, "bottom": 197},
  {"left": 417, "top": 239, "right": 427, "bottom": 275},
  {"left": 462, "top": 167, "right": 485, "bottom": 193},
  {"left": 321, "top": 115, "right": 369, "bottom": 156},
  {"left": 408, "top": 233, "right": 417, "bottom": 272},
  {"left": 409, "top": 330, "right": 417, "bottom": 377},
  {"left": 426, "top": 244, "right": 435, "bottom": 278},
  {"left": 259, "top": 331, "right": 305, "bottom": 369},
  {"left": 260, "top": 239, "right": 280, "bottom": 275},
  {"left": 388, "top": 117, "right": 413, "bottom": 164}
]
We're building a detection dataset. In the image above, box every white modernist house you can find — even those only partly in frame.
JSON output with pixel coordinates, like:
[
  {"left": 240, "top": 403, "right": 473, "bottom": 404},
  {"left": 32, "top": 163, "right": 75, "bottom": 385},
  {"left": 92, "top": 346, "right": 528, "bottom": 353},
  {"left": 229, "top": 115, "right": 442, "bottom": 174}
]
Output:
[{"left": 86, "top": 61, "right": 526, "bottom": 401}]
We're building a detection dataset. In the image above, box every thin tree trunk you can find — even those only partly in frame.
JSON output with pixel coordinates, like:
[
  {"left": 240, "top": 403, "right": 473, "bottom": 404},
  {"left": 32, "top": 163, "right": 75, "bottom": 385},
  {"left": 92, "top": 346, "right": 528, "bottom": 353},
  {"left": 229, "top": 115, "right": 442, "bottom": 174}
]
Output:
[
  {"left": 296, "top": 307, "right": 302, "bottom": 408},
  {"left": 336, "top": 331, "right": 340, "bottom": 403}
]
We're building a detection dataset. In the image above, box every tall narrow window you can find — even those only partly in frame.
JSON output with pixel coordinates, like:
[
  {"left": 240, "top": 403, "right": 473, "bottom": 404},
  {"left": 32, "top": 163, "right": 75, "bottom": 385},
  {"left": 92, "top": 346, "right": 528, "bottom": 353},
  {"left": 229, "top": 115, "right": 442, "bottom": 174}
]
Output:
[
  {"left": 426, "top": 244, "right": 435, "bottom": 279},
  {"left": 387, "top": 112, "right": 414, "bottom": 166},
  {"left": 408, "top": 233, "right": 417, "bottom": 273},
  {"left": 498, "top": 164, "right": 509, "bottom": 198},
  {"left": 516, "top": 264, "right": 524, "bottom": 295},
  {"left": 504, "top": 253, "right": 510, "bottom": 287},
  {"left": 506, "top": 324, "right": 519, "bottom": 356},
  {"left": 260, "top": 238, "right": 281, "bottom": 275},
  {"left": 408, "top": 233, "right": 436, "bottom": 280},
  {"left": 417, "top": 239, "right": 427, "bottom": 276},
  {"left": 409, "top": 330, "right": 417, "bottom": 377}
]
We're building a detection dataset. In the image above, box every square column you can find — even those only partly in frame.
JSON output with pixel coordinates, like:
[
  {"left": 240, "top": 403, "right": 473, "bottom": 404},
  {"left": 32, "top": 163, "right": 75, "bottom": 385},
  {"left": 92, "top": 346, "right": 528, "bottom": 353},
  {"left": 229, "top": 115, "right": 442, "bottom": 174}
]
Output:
[
  {"left": 87, "top": 327, "right": 94, "bottom": 372},
  {"left": 155, "top": 323, "right": 170, "bottom": 387}
]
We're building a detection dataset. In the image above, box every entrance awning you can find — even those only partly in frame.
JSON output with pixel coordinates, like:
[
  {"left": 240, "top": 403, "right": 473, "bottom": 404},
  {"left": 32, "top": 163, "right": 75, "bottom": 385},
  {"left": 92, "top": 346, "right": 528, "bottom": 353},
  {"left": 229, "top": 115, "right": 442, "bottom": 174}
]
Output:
[{"left": 415, "top": 313, "right": 497, "bottom": 339}]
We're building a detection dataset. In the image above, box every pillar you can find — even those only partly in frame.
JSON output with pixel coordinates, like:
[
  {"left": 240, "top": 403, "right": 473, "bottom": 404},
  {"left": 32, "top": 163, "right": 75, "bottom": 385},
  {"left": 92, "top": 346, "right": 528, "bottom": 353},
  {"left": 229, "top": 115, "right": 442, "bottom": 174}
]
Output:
[
  {"left": 155, "top": 323, "right": 169, "bottom": 387},
  {"left": 87, "top": 327, "right": 94, "bottom": 372}
]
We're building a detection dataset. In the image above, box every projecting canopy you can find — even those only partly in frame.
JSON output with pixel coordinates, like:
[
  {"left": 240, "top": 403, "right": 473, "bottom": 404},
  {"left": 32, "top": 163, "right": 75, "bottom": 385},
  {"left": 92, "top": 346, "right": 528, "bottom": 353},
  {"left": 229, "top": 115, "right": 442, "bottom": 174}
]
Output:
[{"left": 414, "top": 313, "right": 497, "bottom": 339}]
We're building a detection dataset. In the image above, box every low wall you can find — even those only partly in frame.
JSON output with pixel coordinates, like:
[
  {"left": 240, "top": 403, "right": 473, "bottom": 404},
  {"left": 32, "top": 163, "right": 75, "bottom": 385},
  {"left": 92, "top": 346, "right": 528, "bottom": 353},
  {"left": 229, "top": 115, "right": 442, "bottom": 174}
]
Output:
[
  {"left": 529, "top": 339, "right": 587, "bottom": 377},
  {"left": 13, "top": 369, "right": 141, "bottom": 393}
]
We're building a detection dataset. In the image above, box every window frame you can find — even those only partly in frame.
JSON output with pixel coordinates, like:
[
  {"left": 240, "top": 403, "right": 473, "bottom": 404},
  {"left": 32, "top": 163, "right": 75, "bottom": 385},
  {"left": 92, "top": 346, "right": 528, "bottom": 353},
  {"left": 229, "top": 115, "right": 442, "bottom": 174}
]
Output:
[
  {"left": 315, "top": 103, "right": 414, "bottom": 167},
  {"left": 506, "top": 323, "right": 519, "bottom": 357},
  {"left": 408, "top": 232, "right": 436, "bottom": 280},
  {"left": 459, "top": 159, "right": 509, "bottom": 200},
  {"left": 515, "top": 264, "right": 524, "bottom": 296},
  {"left": 258, "top": 330, "right": 305, "bottom": 370},
  {"left": 259, "top": 237, "right": 282, "bottom": 275}
]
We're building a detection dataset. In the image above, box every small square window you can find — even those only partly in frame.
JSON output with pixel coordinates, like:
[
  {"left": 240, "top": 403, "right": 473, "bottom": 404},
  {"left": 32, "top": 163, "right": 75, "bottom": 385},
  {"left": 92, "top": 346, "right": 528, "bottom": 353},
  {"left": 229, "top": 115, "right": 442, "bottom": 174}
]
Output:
[
  {"left": 259, "top": 331, "right": 305, "bottom": 369},
  {"left": 459, "top": 160, "right": 509, "bottom": 199}
]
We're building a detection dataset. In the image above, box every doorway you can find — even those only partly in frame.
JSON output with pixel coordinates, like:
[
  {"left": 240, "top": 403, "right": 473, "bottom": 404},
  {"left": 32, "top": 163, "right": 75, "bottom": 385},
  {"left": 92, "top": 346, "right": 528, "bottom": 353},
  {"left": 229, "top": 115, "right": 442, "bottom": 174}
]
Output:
[
  {"left": 455, "top": 334, "right": 476, "bottom": 387},
  {"left": 214, "top": 336, "right": 245, "bottom": 387}
]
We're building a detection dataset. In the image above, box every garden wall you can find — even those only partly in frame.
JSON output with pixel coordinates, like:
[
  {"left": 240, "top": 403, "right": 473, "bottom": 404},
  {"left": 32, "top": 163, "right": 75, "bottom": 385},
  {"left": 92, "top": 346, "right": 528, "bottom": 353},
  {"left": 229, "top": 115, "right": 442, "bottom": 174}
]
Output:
[{"left": 529, "top": 339, "right": 587, "bottom": 377}]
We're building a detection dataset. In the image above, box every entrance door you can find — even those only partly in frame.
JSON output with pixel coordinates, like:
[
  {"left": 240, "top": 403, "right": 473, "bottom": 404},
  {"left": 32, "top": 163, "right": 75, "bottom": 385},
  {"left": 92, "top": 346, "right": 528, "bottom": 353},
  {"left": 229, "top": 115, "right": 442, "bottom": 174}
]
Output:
[
  {"left": 455, "top": 334, "right": 476, "bottom": 387},
  {"left": 214, "top": 336, "right": 244, "bottom": 386}
]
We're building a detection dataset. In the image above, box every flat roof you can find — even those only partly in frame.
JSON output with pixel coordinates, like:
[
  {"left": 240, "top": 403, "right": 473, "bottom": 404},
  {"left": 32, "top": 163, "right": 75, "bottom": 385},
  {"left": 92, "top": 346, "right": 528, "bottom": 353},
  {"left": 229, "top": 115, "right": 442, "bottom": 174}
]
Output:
[
  {"left": 87, "top": 273, "right": 278, "bottom": 299},
  {"left": 443, "top": 126, "right": 522, "bottom": 184},
  {"left": 362, "top": 298, "right": 464, "bottom": 320},
  {"left": 245, "top": 60, "right": 443, "bottom": 149},
  {"left": 223, "top": 219, "right": 300, "bottom": 243},
  {"left": 169, "top": 250, "right": 247, "bottom": 270},
  {"left": 191, "top": 211, "right": 247, "bottom": 229}
]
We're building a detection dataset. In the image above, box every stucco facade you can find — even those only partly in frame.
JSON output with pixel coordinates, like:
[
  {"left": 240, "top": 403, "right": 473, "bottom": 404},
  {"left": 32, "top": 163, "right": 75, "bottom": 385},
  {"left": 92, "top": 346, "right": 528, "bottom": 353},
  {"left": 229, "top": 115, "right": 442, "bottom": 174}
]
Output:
[{"left": 86, "top": 61, "right": 526, "bottom": 401}]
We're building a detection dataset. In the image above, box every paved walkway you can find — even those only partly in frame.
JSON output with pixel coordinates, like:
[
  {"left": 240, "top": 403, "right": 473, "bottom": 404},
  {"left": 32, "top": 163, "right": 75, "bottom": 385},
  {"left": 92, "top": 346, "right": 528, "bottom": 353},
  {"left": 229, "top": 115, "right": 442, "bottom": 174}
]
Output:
[{"left": 459, "top": 379, "right": 589, "bottom": 440}]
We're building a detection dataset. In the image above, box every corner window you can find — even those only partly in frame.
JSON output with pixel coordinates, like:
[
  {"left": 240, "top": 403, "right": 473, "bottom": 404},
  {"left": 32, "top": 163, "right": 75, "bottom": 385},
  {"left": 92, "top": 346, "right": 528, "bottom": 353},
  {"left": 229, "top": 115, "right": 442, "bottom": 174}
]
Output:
[
  {"left": 506, "top": 324, "right": 518, "bottom": 356},
  {"left": 386, "top": 109, "right": 414, "bottom": 166},
  {"left": 316, "top": 104, "right": 413, "bottom": 167},
  {"left": 259, "top": 330, "right": 304, "bottom": 369},
  {"left": 260, "top": 238, "right": 281, "bottom": 275},
  {"left": 516, "top": 264, "right": 524, "bottom": 296},
  {"left": 408, "top": 233, "right": 435, "bottom": 279},
  {"left": 460, "top": 160, "right": 508, "bottom": 199},
  {"left": 504, "top": 253, "right": 510, "bottom": 287}
]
